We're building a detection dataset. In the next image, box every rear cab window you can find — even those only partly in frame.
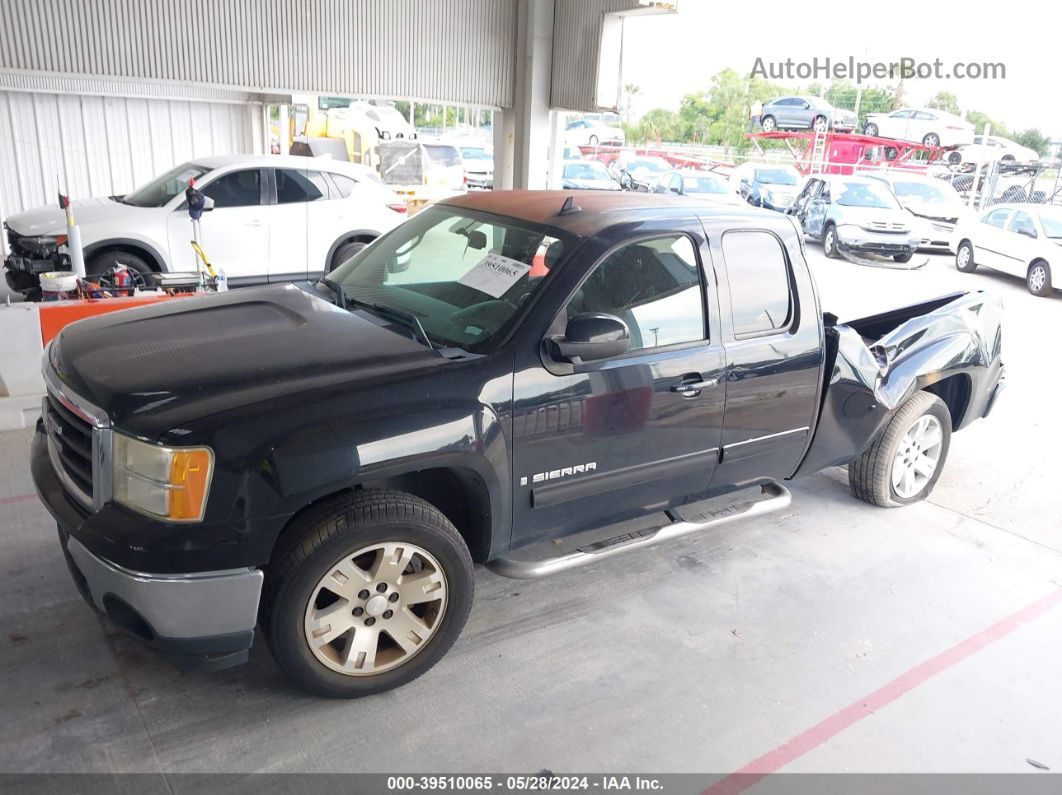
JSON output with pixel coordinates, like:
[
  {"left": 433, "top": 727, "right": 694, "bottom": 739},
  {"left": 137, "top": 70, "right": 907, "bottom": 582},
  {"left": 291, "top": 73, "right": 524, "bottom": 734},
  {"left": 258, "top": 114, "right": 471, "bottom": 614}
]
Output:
[{"left": 720, "top": 230, "right": 794, "bottom": 338}]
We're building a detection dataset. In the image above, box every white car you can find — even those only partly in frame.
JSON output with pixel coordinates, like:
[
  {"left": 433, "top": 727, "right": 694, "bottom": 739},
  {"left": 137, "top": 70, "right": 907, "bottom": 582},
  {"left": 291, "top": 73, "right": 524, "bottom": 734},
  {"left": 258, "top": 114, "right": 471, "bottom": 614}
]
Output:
[
  {"left": 952, "top": 203, "right": 1061, "bottom": 296},
  {"left": 564, "top": 118, "right": 625, "bottom": 148},
  {"left": 459, "top": 144, "right": 494, "bottom": 189},
  {"left": 865, "top": 173, "right": 967, "bottom": 249},
  {"left": 863, "top": 108, "right": 974, "bottom": 148},
  {"left": 958, "top": 135, "right": 1040, "bottom": 166},
  {"left": 3, "top": 155, "right": 405, "bottom": 294}
]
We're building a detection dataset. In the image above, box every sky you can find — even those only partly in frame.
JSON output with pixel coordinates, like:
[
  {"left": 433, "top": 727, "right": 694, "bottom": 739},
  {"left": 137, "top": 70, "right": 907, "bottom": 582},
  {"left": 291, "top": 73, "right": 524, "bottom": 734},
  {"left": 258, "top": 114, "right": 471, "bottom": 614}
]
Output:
[{"left": 621, "top": 0, "right": 1060, "bottom": 139}]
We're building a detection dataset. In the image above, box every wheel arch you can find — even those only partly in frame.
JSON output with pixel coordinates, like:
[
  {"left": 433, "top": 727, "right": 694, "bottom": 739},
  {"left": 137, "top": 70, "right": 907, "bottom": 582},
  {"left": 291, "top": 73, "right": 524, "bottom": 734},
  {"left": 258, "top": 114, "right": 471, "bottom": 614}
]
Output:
[
  {"left": 325, "top": 229, "right": 381, "bottom": 270},
  {"left": 924, "top": 373, "right": 972, "bottom": 429},
  {"left": 83, "top": 238, "right": 167, "bottom": 272}
]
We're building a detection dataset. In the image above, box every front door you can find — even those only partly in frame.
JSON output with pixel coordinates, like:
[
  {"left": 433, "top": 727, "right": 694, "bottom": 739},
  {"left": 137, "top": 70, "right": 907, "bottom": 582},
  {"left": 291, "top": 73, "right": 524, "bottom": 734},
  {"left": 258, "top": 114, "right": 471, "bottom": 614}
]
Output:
[
  {"left": 974, "top": 207, "right": 1013, "bottom": 269},
  {"left": 166, "top": 167, "right": 269, "bottom": 281},
  {"left": 511, "top": 228, "right": 726, "bottom": 546}
]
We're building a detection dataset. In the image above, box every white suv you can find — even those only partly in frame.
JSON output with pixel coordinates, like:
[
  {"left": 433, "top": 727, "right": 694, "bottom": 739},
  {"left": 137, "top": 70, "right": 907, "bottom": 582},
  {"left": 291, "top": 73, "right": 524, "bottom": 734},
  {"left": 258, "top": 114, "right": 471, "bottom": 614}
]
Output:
[{"left": 3, "top": 155, "right": 406, "bottom": 294}]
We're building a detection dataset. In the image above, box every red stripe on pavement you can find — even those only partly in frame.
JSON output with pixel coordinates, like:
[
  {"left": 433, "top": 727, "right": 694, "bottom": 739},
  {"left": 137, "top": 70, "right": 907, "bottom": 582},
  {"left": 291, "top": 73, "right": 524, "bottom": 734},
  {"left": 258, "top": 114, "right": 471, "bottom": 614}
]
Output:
[
  {"left": 0, "top": 493, "right": 37, "bottom": 506},
  {"left": 704, "top": 588, "right": 1062, "bottom": 795}
]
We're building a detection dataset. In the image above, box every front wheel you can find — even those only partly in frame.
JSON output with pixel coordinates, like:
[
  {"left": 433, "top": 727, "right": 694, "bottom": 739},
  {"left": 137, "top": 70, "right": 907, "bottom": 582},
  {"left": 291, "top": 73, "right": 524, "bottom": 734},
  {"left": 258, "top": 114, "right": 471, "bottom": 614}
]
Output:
[
  {"left": 812, "top": 115, "right": 828, "bottom": 134},
  {"left": 864, "top": 122, "right": 879, "bottom": 137},
  {"left": 893, "top": 252, "right": 914, "bottom": 263},
  {"left": 955, "top": 240, "right": 976, "bottom": 273},
  {"left": 1027, "top": 260, "right": 1052, "bottom": 296},
  {"left": 588, "top": 134, "right": 599, "bottom": 146},
  {"left": 760, "top": 115, "right": 777, "bottom": 133},
  {"left": 822, "top": 224, "right": 840, "bottom": 258},
  {"left": 261, "top": 490, "right": 474, "bottom": 698},
  {"left": 848, "top": 391, "right": 951, "bottom": 507}
]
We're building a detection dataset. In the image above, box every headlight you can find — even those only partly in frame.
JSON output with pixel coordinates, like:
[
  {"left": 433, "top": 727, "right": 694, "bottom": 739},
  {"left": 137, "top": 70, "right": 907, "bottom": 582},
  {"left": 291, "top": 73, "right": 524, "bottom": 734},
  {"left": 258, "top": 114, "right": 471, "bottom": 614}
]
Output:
[
  {"left": 837, "top": 224, "right": 865, "bottom": 243},
  {"left": 113, "top": 434, "right": 214, "bottom": 522}
]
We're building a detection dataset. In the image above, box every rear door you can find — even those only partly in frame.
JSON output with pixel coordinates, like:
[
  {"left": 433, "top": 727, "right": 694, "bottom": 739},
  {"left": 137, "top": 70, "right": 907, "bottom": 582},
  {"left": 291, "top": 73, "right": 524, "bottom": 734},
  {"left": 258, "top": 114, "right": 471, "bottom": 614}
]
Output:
[
  {"left": 267, "top": 167, "right": 315, "bottom": 281},
  {"left": 511, "top": 224, "right": 726, "bottom": 545},
  {"left": 1000, "top": 210, "right": 1040, "bottom": 278},
  {"left": 708, "top": 223, "right": 824, "bottom": 488}
]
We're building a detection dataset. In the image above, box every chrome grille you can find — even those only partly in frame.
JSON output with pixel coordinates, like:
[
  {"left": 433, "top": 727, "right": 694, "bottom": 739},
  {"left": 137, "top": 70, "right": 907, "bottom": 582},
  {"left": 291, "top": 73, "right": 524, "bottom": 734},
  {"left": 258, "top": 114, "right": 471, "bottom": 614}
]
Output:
[
  {"left": 865, "top": 221, "right": 909, "bottom": 233},
  {"left": 44, "top": 392, "right": 94, "bottom": 506}
]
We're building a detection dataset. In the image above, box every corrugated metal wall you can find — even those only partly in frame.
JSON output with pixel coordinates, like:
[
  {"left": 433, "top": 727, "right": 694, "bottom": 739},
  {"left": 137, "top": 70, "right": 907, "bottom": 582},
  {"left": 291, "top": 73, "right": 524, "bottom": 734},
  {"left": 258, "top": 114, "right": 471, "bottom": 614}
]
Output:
[
  {"left": 0, "top": 0, "right": 518, "bottom": 107},
  {"left": 0, "top": 92, "right": 261, "bottom": 256},
  {"left": 551, "top": 0, "right": 646, "bottom": 113}
]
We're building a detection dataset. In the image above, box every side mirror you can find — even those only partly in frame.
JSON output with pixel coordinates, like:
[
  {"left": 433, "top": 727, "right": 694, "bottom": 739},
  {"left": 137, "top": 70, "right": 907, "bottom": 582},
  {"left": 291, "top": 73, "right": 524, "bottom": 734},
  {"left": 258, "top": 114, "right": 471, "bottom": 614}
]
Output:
[
  {"left": 803, "top": 102, "right": 811, "bottom": 109},
  {"left": 550, "top": 313, "right": 629, "bottom": 363},
  {"left": 1017, "top": 227, "right": 1037, "bottom": 239}
]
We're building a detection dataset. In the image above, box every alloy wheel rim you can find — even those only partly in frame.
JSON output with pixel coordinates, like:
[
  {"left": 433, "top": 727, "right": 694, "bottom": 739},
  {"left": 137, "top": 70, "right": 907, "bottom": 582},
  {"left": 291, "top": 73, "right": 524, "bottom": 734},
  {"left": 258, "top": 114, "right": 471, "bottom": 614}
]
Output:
[
  {"left": 814, "top": 118, "right": 827, "bottom": 133},
  {"left": 826, "top": 230, "right": 835, "bottom": 252},
  {"left": 763, "top": 118, "right": 775, "bottom": 132},
  {"left": 957, "top": 247, "right": 970, "bottom": 267},
  {"left": 892, "top": 414, "right": 943, "bottom": 499},
  {"left": 303, "top": 541, "right": 448, "bottom": 676},
  {"left": 1030, "top": 266, "right": 1046, "bottom": 291}
]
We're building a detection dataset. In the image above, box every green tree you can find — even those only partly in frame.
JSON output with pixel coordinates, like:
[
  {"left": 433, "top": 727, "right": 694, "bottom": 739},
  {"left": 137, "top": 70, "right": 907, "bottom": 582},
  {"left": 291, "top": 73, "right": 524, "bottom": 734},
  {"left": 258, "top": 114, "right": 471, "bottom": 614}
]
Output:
[
  {"left": 927, "top": 91, "right": 960, "bottom": 116},
  {"left": 622, "top": 83, "right": 641, "bottom": 122},
  {"left": 1014, "top": 129, "right": 1049, "bottom": 156},
  {"left": 965, "top": 110, "right": 1008, "bottom": 138}
]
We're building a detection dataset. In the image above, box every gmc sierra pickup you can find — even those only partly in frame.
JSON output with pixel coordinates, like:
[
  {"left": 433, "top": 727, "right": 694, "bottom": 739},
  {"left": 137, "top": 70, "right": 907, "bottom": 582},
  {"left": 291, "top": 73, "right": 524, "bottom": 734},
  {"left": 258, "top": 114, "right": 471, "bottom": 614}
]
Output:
[{"left": 32, "top": 191, "right": 1005, "bottom": 698}]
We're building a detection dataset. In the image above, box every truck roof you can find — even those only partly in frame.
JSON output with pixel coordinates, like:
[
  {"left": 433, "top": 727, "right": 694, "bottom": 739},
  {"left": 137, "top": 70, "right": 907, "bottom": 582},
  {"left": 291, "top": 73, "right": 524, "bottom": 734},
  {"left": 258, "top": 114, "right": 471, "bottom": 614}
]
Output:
[{"left": 440, "top": 190, "right": 785, "bottom": 237}]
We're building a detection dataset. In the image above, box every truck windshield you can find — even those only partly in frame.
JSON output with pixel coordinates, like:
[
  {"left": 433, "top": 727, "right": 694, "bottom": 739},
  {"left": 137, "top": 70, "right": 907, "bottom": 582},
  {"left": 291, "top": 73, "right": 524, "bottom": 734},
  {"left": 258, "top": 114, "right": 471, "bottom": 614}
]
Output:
[
  {"left": 122, "top": 163, "right": 210, "bottom": 207},
  {"left": 327, "top": 206, "right": 571, "bottom": 351}
]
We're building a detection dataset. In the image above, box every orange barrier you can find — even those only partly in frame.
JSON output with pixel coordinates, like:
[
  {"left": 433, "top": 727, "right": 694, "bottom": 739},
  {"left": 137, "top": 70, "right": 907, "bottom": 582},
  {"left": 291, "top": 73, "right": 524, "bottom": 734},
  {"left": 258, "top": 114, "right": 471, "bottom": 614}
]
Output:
[{"left": 38, "top": 294, "right": 184, "bottom": 345}]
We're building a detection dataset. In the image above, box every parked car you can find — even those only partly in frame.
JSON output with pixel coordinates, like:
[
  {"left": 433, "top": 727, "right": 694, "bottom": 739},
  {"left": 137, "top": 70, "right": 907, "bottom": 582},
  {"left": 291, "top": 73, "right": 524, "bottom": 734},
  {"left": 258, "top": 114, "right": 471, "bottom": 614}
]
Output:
[
  {"left": 35, "top": 190, "right": 1004, "bottom": 697},
  {"left": 865, "top": 173, "right": 967, "bottom": 249},
  {"left": 863, "top": 108, "right": 974, "bottom": 148},
  {"left": 758, "top": 96, "right": 857, "bottom": 134},
  {"left": 564, "top": 118, "right": 625, "bottom": 148},
  {"left": 789, "top": 175, "right": 923, "bottom": 262},
  {"left": 958, "top": 135, "right": 1040, "bottom": 166},
  {"left": 652, "top": 170, "right": 744, "bottom": 205},
  {"left": 952, "top": 203, "right": 1061, "bottom": 296},
  {"left": 3, "top": 155, "right": 406, "bottom": 296},
  {"left": 732, "top": 164, "right": 801, "bottom": 212},
  {"left": 560, "top": 159, "right": 621, "bottom": 190},
  {"left": 459, "top": 145, "right": 494, "bottom": 189},
  {"left": 609, "top": 154, "right": 672, "bottom": 191},
  {"left": 378, "top": 140, "right": 467, "bottom": 199}
]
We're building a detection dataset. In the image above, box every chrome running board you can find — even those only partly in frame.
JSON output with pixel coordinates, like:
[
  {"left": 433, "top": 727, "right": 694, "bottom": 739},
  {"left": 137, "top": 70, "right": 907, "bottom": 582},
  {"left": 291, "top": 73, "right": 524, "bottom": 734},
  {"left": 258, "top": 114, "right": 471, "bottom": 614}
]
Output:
[{"left": 486, "top": 481, "right": 791, "bottom": 580}]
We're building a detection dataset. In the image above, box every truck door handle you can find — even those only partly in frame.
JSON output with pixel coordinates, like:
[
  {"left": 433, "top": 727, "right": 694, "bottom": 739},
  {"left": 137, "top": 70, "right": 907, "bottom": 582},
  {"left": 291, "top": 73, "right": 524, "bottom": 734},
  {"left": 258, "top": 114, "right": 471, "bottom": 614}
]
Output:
[{"left": 670, "top": 377, "right": 718, "bottom": 396}]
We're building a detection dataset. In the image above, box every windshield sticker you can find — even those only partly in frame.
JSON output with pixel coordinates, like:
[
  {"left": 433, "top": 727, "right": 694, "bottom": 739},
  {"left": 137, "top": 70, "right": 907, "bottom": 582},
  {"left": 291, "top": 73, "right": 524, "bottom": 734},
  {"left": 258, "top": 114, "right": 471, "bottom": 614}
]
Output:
[{"left": 458, "top": 253, "right": 531, "bottom": 298}]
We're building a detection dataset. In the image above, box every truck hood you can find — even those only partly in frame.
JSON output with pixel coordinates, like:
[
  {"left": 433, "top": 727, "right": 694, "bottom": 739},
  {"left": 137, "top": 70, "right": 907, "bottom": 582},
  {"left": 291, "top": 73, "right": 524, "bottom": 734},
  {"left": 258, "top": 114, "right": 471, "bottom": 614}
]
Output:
[
  {"left": 6, "top": 197, "right": 148, "bottom": 237},
  {"left": 50, "top": 283, "right": 445, "bottom": 438}
]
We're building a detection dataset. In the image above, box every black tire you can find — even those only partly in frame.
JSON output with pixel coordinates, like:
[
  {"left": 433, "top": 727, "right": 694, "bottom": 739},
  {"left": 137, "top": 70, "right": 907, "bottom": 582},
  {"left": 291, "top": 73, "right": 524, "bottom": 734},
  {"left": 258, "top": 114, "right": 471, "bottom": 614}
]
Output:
[
  {"left": 822, "top": 223, "right": 840, "bottom": 258},
  {"left": 760, "top": 115, "right": 777, "bottom": 133},
  {"left": 864, "top": 122, "right": 879, "bottom": 137},
  {"left": 947, "top": 151, "right": 962, "bottom": 165},
  {"left": 848, "top": 391, "right": 952, "bottom": 508},
  {"left": 329, "top": 240, "right": 368, "bottom": 272},
  {"left": 1027, "top": 260, "right": 1052, "bottom": 297},
  {"left": 261, "top": 489, "right": 474, "bottom": 698},
  {"left": 893, "top": 252, "right": 914, "bottom": 263},
  {"left": 955, "top": 240, "right": 977, "bottom": 273},
  {"left": 588, "top": 134, "right": 599, "bottom": 146},
  {"left": 87, "top": 249, "right": 156, "bottom": 287},
  {"left": 922, "top": 133, "right": 940, "bottom": 148},
  {"left": 812, "top": 115, "right": 828, "bottom": 134}
]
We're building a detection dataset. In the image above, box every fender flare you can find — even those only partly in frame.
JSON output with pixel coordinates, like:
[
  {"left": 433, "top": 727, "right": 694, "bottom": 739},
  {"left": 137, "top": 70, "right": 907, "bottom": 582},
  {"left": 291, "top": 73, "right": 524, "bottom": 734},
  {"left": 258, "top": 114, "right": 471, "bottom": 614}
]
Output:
[
  {"left": 82, "top": 238, "right": 169, "bottom": 272},
  {"left": 324, "top": 228, "right": 381, "bottom": 270}
]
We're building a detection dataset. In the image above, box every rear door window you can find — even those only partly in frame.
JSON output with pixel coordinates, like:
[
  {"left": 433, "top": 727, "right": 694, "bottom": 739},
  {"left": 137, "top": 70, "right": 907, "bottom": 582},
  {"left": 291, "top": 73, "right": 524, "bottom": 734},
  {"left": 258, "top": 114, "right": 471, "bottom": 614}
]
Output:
[
  {"left": 275, "top": 169, "right": 326, "bottom": 203},
  {"left": 721, "top": 230, "right": 793, "bottom": 337},
  {"left": 202, "top": 169, "right": 263, "bottom": 208}
]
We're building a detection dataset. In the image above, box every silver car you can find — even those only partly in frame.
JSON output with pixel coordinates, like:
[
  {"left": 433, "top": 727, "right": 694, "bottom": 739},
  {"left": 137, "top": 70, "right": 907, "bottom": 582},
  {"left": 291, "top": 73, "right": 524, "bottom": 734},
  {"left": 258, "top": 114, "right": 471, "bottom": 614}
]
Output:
[
  {"left": 759, "top": 96, "right": 857, "bottom": 134},
  {"left": 789, "top": 175, "right": 922, "bottom": 263}
]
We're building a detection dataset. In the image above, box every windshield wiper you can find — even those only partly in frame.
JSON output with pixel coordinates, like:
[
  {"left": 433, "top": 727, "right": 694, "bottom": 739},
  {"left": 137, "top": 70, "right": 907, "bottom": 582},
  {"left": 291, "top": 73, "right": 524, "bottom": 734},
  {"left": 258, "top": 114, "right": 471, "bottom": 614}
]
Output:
[
  {"left": 348, "top": 297, "right": 434, "bottom": 350},
  {"left": 319, "top": 277, "right": 346, "bottom": 307}
]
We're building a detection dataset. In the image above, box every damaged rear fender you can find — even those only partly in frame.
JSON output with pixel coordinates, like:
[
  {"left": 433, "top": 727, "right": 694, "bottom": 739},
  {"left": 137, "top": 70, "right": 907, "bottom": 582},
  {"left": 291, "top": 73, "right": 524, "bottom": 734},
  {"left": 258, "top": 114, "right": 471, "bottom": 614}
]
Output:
[{"left": 794, "top": 291, "right": 1004, "bottom": 477}]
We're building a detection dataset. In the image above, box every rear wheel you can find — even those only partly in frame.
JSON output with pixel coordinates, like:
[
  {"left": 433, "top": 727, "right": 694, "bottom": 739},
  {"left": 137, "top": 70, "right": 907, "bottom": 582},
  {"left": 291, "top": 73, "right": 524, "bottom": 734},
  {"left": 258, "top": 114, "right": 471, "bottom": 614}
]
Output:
[
  {"left": 588, "top": 134, "right": 599, "bottom": 146},
  {"left": 955, "top": 240, "right": 976, "bottom": 273},
  {"left": 864, "top": 122, "right": 879, "bottom": 137},
  {"left": 922, "top": 133, "right": 941, "bottom": 147},
  {"left": 1027, "top": 260, "right": 1052, "bottom": 296},
  {"left": 261, "top": 490, "right": 474, "bottom": 698},
  {"left": 848, "top": 391, "right": 951, "bottom": 507},
  {"left": 760, "top": 115, "right": 777, "bottom": 133},
  {"left": 329, "top": 240, "right": 368, "bottom": 272},
  {"left": 822, "top": 223, "right": 840, "bottom": 258}
]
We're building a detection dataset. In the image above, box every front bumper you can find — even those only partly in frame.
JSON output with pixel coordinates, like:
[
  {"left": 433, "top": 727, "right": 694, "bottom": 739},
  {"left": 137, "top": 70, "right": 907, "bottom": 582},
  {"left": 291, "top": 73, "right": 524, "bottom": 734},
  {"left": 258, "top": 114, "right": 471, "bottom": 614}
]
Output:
[
  {"left": 5, "top": 253, "right": 60, "bottom": 292},
  {"left": 466, "top": 173, "right": 493, "bottom": 189},
  {"left": 33, "top": 424, "right": 262, "bottom": 671},
  {"left": 836, "top": 228, "right": 920, "bottom": 256}
]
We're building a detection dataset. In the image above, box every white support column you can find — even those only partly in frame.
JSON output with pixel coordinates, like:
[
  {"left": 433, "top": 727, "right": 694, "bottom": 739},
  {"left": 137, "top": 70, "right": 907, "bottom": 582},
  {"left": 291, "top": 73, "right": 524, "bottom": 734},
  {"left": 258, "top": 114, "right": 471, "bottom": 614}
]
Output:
[
  {"left": 493, "top": 109, "right": 516, "bottom": 190},
  {"left": 511, "top": 0, "right": 555, "bottom": 189},
  {"left": 278, "top": 104, "right": 290, "bottom": 156},
  {"left": 546, "top": 110, "right": 565, "bottom": 189}
]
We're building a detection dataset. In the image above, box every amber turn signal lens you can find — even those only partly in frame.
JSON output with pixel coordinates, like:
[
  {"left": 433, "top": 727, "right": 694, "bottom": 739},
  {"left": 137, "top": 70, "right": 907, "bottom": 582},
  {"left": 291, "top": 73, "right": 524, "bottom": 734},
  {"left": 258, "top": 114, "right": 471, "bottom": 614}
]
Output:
[{"left": 168, "top": 449, "right": 213, "bottom": 521}]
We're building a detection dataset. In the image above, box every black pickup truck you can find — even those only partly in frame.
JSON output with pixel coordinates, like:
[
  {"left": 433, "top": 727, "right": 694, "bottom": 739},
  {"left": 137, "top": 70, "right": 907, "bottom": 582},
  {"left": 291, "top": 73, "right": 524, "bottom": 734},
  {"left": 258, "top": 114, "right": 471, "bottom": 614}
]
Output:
[{"left": 32, "top": 191, "right": 1004, "bottom": 698}]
